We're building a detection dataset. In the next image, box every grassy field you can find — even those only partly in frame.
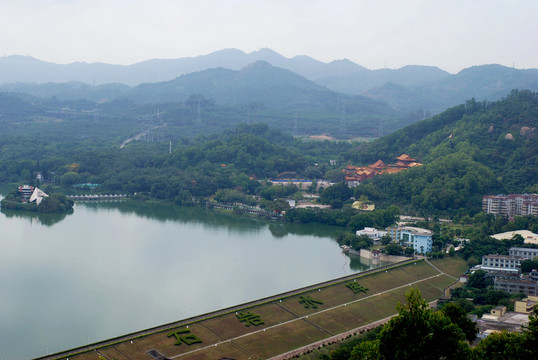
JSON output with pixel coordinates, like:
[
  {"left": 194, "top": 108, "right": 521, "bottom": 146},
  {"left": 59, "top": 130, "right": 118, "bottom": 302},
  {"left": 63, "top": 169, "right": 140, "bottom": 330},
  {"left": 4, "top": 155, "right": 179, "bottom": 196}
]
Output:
[
  {"left": 43, "top": 257, "right": 467, "bottom": 360},
  {"left": 429, "top": 256, "right": 469, "bottom": 278}
]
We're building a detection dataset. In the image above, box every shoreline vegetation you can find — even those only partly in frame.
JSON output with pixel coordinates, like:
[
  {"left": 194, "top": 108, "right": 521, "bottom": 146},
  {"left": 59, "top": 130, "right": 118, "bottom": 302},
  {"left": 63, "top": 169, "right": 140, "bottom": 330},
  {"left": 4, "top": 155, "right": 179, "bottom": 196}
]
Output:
[{"left": 0, "top": 191, "right": 74, "bottom": 214}]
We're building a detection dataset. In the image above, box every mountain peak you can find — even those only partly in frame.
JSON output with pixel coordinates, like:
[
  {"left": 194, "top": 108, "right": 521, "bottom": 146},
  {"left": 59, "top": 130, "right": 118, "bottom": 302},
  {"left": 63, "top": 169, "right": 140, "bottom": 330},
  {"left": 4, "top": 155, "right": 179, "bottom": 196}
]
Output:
[
  {"left": 241, "top": 60, "right": 273, "bottom": 70},
  {"left": 250, "top": 48, "right": 282, "bottom": 57}
]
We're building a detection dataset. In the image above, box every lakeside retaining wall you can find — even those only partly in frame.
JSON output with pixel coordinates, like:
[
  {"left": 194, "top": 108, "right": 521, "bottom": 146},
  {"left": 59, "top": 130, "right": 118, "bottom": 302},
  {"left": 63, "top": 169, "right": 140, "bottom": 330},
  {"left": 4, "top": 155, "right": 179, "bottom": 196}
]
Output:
[{"left": 360, "top": 249, "right": 410, "bottom": 263}]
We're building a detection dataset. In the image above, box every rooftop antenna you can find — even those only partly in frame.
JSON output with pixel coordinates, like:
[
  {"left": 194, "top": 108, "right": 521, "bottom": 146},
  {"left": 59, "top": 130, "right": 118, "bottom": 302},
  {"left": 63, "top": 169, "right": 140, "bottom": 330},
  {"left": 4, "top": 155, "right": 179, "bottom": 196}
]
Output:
[{"left": 169, "top": 141, "right": 172, "bottom": 154}]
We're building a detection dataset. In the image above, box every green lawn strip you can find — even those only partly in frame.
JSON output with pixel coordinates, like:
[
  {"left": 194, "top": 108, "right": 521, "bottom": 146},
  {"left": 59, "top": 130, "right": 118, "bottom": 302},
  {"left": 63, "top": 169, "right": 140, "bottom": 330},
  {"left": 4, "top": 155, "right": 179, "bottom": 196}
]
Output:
[
  {"left": 172, "top": 341, "right": 251, "bottom": 360},
  {"left": 277, "top": 261, "right": 433, "bottom": 319},
  {"left": 113, "top": 323, "right": 222, "bottom": 359},
  {"left": 360, "top": 270, "right": 411, "bottom": 291},
  {"left": 306, "top": 273, "right": 451, "bottom": 335},
  {"left": 233, "top": 319, "right": 329, "bottom": 359},
  {"left": 280, "top": 287, "right": 357, "bottom": 317},
  {"left": 59, "top": 352, "right": 103, "bottom": 360},
  {"left": 412, "top": 275, "right": 456, "bottom": 301},
  {"left": 400, "top": 262, "right": 440, "bottom": 279},
  {"left": 429, "top": 256, "right": 469, "bottom": 278},
  {"left": 306, "top": 290, "right": 407, "bottom": 334},
  {"left": 414, "top": 283, "right": 447, "bottom": 301},
  {"left": 386, "top": 262, "right": 437, "bottom": 283},
  {"left": 94, "top": 347, "right": 130, "bottom": 360},
  {"left": 429, "top": 274, "right": 458, "bottom": 290},
  {"left": 305, "top": 303, "right": 367, "bottom": 335},
  {"left": 201, "top": 302, "right": 296, "bottom": 339},
  {"left": 48, "top": 260, "right": 429, "bottom": 360}
]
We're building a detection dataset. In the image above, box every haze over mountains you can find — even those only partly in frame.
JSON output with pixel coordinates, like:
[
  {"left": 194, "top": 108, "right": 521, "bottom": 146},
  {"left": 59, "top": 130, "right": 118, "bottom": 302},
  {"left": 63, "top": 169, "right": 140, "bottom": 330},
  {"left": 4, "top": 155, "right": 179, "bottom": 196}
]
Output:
[
  {"left": 1, "top": 48, "right": 538, "bottom": 136},
  {"left": 0, "top": 48, "right": 449, "bottom": 87}
]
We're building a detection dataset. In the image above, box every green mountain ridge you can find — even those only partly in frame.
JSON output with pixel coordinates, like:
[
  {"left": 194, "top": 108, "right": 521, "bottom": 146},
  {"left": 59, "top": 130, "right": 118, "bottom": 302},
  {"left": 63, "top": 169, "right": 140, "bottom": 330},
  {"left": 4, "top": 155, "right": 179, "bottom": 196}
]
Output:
[
  {"left": 362, "top": 65, "right": 538, "bottom": 114},
  {"left": 121, "top": 61, "right": 397, "bottom": 119},
  {"left": 350, "top": 90, "right": 538, "bottom": 215}
]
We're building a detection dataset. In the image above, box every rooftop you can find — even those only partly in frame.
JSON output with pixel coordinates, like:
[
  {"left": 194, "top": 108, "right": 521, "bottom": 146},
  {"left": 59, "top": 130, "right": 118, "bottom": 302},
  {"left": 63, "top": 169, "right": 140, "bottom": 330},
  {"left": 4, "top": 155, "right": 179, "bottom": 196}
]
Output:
[
  {"left": 492, "top": 230, "right": 538, "bottom": 245},
  {"left": 398, "top": 226, "right": 434, "bottom": 236},
  {"left": 483, "top": 254, "right": 522, "bottom": 260}
]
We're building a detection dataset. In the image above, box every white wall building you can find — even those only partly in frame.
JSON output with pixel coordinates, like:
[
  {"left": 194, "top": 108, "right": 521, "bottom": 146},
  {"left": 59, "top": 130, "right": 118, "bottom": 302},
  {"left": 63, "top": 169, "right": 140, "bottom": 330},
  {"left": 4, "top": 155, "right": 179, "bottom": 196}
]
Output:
[
  {"left": 356, "top": 227, "right": 387, "bottom": 242},
  {"left": 387, "top": 226, "right": 433, "bottom": 254},
  {"left": 481, "top": 255, "right": 521, "bottom": 273}
]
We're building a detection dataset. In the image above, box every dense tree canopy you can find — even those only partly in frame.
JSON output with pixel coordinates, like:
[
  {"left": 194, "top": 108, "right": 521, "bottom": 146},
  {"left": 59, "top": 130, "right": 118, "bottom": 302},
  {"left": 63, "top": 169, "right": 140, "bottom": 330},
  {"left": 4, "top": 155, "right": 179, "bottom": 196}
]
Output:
[
  {"left": 377, "top": 288, "right": 471, "bottom": 360},
  {"left": 350, "top": 90, "right": 538, "bottom": 215}
]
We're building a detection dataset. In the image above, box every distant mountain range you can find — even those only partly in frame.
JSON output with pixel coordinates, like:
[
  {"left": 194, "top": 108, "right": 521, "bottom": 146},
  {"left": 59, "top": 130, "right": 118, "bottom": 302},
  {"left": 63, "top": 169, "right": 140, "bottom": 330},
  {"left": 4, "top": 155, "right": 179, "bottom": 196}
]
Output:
[
  {"left": 122, "top": 60, "right": 394, "bottom": 113},
  {"left": 1, "top": 48, "right": 538, "bottom": 129},
  {"left": 0, "top": 48, "right": 448, "bottom": 87}
]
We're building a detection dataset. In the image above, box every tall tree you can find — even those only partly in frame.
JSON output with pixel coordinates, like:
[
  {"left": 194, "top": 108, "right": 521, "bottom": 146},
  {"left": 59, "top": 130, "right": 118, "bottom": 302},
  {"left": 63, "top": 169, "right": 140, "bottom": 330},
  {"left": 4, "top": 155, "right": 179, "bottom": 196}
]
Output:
[{"left": 378, "top": 288, "right": 470, "bottom": 360}]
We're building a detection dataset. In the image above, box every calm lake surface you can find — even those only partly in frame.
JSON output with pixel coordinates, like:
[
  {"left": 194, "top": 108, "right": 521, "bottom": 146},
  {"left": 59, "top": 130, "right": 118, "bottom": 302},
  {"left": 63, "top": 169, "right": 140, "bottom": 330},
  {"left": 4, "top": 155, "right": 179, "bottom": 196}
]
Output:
[{"left": 0, "top": 200, "right": 383, "bottom": 359}]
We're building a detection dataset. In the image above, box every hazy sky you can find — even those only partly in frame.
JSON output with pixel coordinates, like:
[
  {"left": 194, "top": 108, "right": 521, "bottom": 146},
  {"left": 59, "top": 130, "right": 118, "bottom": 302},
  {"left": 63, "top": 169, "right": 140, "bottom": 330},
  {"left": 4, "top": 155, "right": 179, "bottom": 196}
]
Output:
[{"left": 1, "top": 0, "right": 536, "bottom": 73}]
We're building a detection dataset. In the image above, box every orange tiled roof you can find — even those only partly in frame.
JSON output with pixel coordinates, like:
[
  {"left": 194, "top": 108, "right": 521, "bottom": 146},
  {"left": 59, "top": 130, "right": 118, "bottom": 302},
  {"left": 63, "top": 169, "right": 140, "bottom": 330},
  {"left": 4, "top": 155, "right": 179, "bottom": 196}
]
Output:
[
  {"left": 344, "top": 154, "right": 421, "bottom": 183},
  {"left": 396, "top": 154, "right": 416, "bottom": 162},
  {"left": 370, "top": 160, "right": 386, "bottom": 169},
  {"left": 381, "top": 168, "right": 404, "bottom": 174}
]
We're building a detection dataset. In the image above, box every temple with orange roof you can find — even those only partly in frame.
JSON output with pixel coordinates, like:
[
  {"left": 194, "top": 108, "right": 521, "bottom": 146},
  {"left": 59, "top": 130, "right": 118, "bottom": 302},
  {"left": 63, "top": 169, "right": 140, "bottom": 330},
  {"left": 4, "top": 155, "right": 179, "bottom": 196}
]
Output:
[{"left": 343, "top": 154, "right": 422, "bottom": 187}]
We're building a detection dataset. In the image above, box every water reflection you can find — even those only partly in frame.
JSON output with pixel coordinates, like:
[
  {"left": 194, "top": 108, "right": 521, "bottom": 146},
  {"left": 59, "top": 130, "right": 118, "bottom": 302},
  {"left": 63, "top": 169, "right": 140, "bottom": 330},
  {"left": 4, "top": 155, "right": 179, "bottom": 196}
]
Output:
[
  {"left": 81, "top": 200, "right": 347, "bottom": 240},
  {"left": 348, "top": 254, "right": 389, "bottom": 271},
  {"left": 0, "top": 208, "right": 73, "bottom": 226},
  {"left": 0, "top": 200, "right": 387, "bottom": 360}
]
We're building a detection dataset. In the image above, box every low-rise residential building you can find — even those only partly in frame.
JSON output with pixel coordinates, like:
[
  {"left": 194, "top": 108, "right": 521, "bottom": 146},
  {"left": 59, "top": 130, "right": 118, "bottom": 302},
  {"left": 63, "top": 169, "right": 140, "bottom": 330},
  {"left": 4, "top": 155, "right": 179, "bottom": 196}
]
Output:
[
  {"left": 515, "top": 295, "right": 538, "bottom": 314},
  {"left": 486, "top": 271, "right": 521, "bottom": 282},
  {"left": 356, "top": 227, "right": 387, "bottom": 243},
  {"left": 481, "top": 255, "right": 521, "bottom": 273},
  {"left": 509, "top": 247, "right": 538, "bottom": 260},
  {"left": 387, "top": 226, "right": 433, "bottom": 254},
  {"left": 494, "top": 278, "right": 538, "bottom": 295},
  {"left": 482, "top": 193, "right": 538, "bottom": 217},
  {"left": 491, "top": 306, "right": 507, "bottom": 317},
  {"left": 529, "top": 269, "right": 538, "bottom": 282}
]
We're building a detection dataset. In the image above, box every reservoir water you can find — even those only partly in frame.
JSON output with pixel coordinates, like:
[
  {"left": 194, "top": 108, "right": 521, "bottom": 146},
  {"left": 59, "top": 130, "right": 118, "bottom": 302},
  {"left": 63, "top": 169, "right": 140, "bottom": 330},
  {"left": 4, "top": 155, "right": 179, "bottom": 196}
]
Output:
[{"left": 0, "top": 201, "right": 383, "bottom": 359}]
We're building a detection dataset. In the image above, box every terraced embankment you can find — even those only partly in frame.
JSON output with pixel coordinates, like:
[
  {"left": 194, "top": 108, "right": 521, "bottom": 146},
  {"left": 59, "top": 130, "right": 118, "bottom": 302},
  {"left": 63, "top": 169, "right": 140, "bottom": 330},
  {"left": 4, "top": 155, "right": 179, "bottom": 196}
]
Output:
[{"left": 36, "top": 257, "right": 467, "bottom": 360}]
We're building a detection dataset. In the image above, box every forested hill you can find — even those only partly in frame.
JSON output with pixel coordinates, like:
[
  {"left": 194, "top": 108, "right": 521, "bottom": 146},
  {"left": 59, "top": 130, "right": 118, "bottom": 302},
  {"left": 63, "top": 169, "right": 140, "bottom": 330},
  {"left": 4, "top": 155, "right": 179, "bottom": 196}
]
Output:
[
  {"left": 120, "top": 60, "right": 395, "bottom": 115},
  {"left": 0, "top": 61, "right": 408, "bottom": 139},
  {"left": 350, "top": 90, "right": 538, "bottom": 215}
]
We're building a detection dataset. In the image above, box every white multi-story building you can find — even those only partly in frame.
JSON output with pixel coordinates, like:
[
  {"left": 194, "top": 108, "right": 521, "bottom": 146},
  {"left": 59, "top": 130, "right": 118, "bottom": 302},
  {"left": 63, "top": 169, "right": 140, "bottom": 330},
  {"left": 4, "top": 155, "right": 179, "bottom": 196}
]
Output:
[
  {"left": 481, "top": 255, "right": 521, "bottom": 273},
  {"left": 509, "top": 247, "right": 538, "bottom": 260},
  {"left": 387, "top": 226, "right": 433, "bottom": 254},
  {"left": 482, "top": 194, "right": 538, "bottom": 217}
]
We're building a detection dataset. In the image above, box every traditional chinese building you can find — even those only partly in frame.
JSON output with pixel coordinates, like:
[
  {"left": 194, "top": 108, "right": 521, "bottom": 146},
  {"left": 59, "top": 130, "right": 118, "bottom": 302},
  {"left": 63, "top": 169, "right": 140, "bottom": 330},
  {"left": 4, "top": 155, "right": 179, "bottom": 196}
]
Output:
[
  {"left": 18, "top": 185, "right": 34, "bottom": 202},
  {"left": 343, "top": 154, "right": 422, "bottom": 187}
]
